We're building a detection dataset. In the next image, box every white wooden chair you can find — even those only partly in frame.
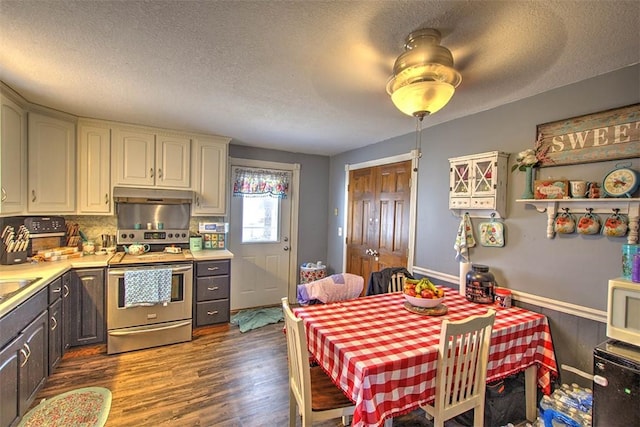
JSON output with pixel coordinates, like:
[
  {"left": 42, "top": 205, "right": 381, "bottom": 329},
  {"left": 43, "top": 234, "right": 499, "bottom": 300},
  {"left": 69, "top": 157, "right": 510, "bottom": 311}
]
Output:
[
  {"left": 282, "top": 297, "right": 355, "bottom": 427},
  {"left": 420, "top": 309, "right": 496, "bottom": 427},
  {"left": 388, "top": 272, "right": 406, "bottom": 293}
]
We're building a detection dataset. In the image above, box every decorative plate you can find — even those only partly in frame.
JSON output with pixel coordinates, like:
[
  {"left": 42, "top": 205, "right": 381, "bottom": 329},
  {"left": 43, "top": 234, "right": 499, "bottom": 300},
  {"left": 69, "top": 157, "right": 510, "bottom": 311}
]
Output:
[
  {"left": 602, "top": 167, "right": 639, "bottom": 198},
  {"left": 403, "top": 301, "right": 448, "bottom": 316}
]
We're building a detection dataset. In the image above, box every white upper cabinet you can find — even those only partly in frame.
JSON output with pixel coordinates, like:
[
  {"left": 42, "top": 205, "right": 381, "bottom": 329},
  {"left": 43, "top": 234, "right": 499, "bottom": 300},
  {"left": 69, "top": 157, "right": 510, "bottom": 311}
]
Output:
[
  {"left": 192, "top": 136, "right": 230, "bottom": 215},
  {"left": 112, "top": 128, "right": 156, "bottom": 186},
  {"left": 1, "top": 94, "right": 27, "bottom": 215},
  {"left": 449, "top": 151, "right": 509, "bottom": 218},
  {"left": 28, "top": 113, "right": 76, "bottom": 213},
  {"left": 78, "top": 121, "right": 111, "bottom": 214},
  {"left": 112, "top": 127, "right": 191, "bottom": 188},
  {"left": 155, "top": 134, "right": 191, "bottom": 188}
]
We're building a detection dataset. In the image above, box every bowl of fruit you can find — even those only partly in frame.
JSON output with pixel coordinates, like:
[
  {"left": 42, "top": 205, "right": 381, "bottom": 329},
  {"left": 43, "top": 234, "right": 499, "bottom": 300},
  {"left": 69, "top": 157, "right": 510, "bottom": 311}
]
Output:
[{"left": 403, "top": 278, "right": 445, "bottom": 308}]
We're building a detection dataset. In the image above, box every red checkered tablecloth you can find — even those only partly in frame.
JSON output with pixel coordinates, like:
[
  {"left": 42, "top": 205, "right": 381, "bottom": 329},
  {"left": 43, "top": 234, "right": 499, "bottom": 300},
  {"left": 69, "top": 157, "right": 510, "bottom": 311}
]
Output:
[{"left": 293, "top": 288, "right": 558, "bottom": 427}]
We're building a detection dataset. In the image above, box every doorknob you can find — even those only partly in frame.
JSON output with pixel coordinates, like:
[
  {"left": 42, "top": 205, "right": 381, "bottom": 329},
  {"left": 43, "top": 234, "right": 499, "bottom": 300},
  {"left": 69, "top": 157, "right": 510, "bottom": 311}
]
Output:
[
  {"left": 283, "top": 237, "right": 289, "bottom": 242},
  {"left": 283, "top": 246, "right": 289, "bottom": 251}
]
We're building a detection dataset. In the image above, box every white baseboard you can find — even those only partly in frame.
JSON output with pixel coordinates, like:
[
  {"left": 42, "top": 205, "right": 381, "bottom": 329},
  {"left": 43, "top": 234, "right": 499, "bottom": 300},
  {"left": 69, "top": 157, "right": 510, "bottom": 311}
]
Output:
[{"left": 412, "top": 266, "right": 607, "bottom": 323}]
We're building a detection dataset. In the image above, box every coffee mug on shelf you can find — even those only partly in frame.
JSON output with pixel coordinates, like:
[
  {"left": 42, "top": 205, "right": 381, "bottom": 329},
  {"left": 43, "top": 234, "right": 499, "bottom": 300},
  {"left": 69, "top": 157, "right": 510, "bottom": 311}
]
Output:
[
  {"left": 554, "top": 211, "right": 576, "bottom": 234},
  {"left": 577, "top": 211, "right": 601, "bottom": 235},
  {"left": 570, "top": 180, "right": 588, "bottom": 198},
  {"left": 602, "top": 212, "right": 628, "bottom": 237}
]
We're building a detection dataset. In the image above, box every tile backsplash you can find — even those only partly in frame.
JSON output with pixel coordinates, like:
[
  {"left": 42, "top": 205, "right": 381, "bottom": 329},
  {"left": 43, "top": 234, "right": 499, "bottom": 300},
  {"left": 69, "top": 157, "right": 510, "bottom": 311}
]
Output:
[
  {"left": 64, "top": 215, "right": 224, "bottom": 247},
  {"left": 64, "top": 215, "right": 116, "bottom": 244}
]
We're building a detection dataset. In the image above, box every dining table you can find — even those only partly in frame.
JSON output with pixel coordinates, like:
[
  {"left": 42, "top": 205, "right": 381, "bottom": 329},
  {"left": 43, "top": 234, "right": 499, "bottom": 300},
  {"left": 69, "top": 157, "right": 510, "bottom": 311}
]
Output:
[{"left": 293, "top": 287, "right": 558, "bottom": 427}]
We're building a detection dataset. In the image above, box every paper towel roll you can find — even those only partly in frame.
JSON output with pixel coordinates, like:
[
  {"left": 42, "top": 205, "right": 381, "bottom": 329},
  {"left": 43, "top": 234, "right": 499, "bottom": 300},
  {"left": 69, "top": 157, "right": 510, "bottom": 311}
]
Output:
[{"left": 459, "top": 262, "right": 471, "bottom": 296}]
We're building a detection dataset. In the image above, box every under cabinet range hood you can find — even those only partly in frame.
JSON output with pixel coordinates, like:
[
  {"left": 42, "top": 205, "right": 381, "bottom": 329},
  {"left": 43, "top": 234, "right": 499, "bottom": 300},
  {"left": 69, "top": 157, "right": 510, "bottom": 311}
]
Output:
[
  {"left": 114, "top": 187, "right": 192, "bottom": 243},
  {"left": 112, "top": 187, "right": 194, "bottom": 204}
]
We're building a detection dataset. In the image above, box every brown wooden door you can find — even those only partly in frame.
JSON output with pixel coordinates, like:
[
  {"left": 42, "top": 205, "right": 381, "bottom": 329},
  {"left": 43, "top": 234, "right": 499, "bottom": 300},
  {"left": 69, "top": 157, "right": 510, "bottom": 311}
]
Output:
[{"left": 346, "top": 160, "right": 411, "bottom": 292}]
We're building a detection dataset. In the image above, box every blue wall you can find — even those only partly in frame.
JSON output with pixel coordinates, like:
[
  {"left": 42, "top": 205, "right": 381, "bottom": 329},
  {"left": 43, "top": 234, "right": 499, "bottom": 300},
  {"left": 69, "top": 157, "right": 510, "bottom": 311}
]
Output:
[{"left": 328, "top": 65, "right": 640, "bottom": 312}]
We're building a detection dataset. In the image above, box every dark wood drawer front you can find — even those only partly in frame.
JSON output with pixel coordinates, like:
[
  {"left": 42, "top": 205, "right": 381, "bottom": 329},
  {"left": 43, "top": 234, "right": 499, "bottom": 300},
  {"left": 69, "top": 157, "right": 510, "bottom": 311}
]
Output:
[
  {"left": 196, "top": 260, "right": 230, "bottom": 277},
  {"left": 196, "top": 276, "right": 230, "bottom": 302},
  {"left": 0, "top": 288, "right": 47, "bottom": 349},
  {"left": 196, "top": 300, "right": 230, "bottom": 325},
  {"left": 48, "top": 277, "right": 63, "bottom": 304}
]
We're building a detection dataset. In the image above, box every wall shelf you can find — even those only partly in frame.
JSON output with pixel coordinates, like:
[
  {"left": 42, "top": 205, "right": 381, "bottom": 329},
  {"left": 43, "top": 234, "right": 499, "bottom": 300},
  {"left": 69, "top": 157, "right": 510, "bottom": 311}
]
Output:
[{"left": 516, "top": 198, "right": 640, "bottom": 243}]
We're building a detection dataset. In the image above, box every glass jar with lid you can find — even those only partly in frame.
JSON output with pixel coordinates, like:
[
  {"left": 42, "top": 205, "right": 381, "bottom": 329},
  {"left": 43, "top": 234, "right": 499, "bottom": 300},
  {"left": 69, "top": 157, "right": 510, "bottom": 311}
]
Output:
[{"left": 465, "top": 264, "right": 496, "bottom": 304}]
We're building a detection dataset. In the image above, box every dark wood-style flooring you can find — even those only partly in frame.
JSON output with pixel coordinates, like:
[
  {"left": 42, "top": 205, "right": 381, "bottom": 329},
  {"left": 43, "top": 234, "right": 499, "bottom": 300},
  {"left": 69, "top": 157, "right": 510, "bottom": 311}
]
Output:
[
  {"left": 32, "top": 321, "right": 529, "bottom": 427},
  {"left": 36, "top": 321, "right": 404, "bottom": 427},
  {"left": 35, "top": 322, "right": 333, "bottom": 426}
]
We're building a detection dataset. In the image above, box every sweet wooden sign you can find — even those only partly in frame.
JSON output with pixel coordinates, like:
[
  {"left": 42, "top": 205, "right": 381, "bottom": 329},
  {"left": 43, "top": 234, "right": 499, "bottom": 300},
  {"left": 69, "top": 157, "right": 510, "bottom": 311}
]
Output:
[{"left": 536, "top": 104, "right": 640, "bottom": 167}]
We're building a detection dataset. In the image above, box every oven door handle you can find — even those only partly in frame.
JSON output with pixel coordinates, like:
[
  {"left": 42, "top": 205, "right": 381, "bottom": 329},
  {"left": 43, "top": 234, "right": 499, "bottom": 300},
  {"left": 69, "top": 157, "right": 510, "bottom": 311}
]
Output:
[
  {"left": 107, "top": 320, "right": 192, "bottom": 336},
  {"left": 108, "top": 265, "right": 193, "bottom": 277}
]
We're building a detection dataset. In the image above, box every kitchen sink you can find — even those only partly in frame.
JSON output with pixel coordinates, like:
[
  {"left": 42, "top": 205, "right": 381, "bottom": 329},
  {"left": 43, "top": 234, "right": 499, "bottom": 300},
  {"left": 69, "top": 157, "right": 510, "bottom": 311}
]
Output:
[{"left": 0, "top": 278, "right": 42, "bottom": 300}]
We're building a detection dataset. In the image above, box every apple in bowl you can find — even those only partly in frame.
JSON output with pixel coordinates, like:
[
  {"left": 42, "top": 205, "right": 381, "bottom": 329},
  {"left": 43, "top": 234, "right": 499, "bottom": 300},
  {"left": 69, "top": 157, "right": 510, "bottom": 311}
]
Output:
[
  {"left": 403, "top": 293, "right": 444, "bottom": 308},
  {"left": 403, "top": 278, "right": 445, "bottom": 308}
]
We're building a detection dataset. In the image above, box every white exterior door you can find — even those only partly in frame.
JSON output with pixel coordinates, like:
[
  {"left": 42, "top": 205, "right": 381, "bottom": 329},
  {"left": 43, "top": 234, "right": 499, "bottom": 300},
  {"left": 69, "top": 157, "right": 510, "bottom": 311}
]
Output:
[{"left": 229, "top": 161, "right": 298, "bottom": 310}]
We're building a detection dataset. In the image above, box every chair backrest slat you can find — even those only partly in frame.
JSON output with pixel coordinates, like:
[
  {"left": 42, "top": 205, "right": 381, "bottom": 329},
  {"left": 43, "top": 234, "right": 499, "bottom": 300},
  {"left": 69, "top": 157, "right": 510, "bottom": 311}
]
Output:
[
  {"left": 435, "top": 309, "right": 496, "bottom": 410},
  {"left": 388, "top": 272, "right": 405, "bottom": 293},
  {"left": 282, "top": 297, "right": 313, "bottom": 420}
]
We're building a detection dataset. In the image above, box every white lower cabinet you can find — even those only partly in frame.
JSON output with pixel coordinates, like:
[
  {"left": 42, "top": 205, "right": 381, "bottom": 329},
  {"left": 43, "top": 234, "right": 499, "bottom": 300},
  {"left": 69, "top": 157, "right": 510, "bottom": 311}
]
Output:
[
  {"left": 28, "top": 113, "right": 76, "bottom": 213},
  {"left": 192, "top": 136, "right": 230, "bottom": 215}
]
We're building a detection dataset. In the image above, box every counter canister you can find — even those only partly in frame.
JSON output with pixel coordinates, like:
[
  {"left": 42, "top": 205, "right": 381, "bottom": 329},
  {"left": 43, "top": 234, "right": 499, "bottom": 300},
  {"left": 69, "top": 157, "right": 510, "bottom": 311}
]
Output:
[
  {"left": 466, "top": 264, "right": 496, "bottom": 304},
  {"left": 189, "top": 236, "right": 203, "bottom": 252},
  {"left": 199, "top": 222, "right": 229, "bottom": 250}
]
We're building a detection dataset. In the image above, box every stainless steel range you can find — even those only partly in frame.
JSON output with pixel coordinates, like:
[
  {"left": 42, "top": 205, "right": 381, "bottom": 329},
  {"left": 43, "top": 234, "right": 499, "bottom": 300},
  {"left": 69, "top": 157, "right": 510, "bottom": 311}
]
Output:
[{"left": 107, "top": 187, "right": 195, "bottom": 354}]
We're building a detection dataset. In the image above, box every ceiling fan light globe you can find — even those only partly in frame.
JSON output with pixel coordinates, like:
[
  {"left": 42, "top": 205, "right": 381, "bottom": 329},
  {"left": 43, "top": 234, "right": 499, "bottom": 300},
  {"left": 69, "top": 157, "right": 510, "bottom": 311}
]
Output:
[
  {"left": 390, "top": 81, "right": 455, "bottom": 117},
  {"left": 387, "top": 28, "right": 461, "bottom": 117},
  {"left": 392, "top": 45, "right": 455, "bottom": 76},
  {"left": 389, "top": 63, "right": 462, "bottom": 90}
]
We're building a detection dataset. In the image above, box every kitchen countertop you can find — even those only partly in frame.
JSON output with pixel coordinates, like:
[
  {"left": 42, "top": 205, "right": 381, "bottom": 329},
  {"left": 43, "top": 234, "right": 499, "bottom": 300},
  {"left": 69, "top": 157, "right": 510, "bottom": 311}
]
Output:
[
  {"left": 190, "top": 249, "right": 234, "bottom": 260},
  {"left": 0, "top": 249, "right": 233, "bottom": 318},
  {"left": 0, "top": 254, "right": 112, "bottom": 318}
]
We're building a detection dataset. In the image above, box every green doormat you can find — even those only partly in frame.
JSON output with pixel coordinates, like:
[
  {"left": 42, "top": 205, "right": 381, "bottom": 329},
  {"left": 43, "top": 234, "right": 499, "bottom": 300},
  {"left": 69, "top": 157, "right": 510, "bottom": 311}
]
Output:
[
  {"left": 18, "top": 387, "right": 111, "bottom": 427},
  {"left": 231, "top": 307, "right": 284, "bottom": 332}
]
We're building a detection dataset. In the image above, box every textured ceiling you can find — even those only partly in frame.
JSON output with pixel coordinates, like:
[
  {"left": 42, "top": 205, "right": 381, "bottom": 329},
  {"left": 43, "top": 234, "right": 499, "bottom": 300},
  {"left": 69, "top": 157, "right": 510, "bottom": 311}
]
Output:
[{"left": 1, "top": 1, "right": 639, "bottom": 156}]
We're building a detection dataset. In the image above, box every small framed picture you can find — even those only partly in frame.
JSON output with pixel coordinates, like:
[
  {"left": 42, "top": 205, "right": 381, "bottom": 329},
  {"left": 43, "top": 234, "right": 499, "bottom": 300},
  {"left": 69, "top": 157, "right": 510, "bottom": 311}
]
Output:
[{"left": 534, "top": 180, "right": 569, "bottom": 199}]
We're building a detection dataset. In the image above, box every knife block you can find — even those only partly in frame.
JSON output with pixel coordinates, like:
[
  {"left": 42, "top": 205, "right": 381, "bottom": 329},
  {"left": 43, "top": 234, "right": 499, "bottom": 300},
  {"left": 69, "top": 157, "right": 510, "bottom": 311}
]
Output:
[{"left": 0, "top": 248, "right": 28, "bottom": 265}]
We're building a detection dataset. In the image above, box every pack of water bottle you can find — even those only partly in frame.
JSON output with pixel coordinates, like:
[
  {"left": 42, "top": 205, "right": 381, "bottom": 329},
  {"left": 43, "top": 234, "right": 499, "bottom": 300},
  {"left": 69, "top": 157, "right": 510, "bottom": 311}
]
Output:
[
  {"left": 537, "top": 383, "right": 593, "bottom": 427},
  {"left": 301, "top": 261, "right": 324, "bottom": 269}
]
